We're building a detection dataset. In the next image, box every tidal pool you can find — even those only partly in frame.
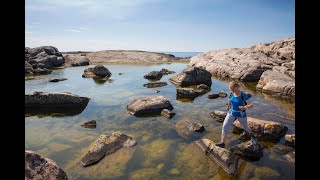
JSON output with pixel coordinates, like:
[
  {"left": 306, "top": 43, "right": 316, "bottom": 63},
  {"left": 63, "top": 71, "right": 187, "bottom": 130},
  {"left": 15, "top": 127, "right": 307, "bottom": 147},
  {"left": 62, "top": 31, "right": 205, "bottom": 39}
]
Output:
[{"left": 25, "top": 63, "right": 295, "bottom": 179}]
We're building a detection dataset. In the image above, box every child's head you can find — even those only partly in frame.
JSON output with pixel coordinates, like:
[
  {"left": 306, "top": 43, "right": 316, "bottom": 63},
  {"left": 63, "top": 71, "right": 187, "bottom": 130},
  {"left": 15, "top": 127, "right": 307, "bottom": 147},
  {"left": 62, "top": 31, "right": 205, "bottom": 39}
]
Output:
[{"left": 229, "top": 80, "right": 240, "bottom": 92}]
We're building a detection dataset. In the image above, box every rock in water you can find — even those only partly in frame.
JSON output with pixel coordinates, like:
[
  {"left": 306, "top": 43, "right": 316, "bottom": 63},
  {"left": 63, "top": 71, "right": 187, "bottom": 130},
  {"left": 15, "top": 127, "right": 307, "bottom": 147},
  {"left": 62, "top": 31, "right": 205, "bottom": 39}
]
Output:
[
  {"left": 144, "top": 71, "right": 163, "bottom": 80},
  {"left": 81, "top": 120, "right": 96, "bottom": 129},
  {"left": 49, "top": 78, "right": 67, "bottom": 82},
  {"left": 233, "top": 117, "right": 288, "bottom": 143},
  {"left": 187, "top": 122, "right": 205, "bottom": 132},
  {"left": 81, "top": 132, "right": 137, "bottom": 167},
  {"left": 127, "top": 96, "right": 173, "bottom": 116},
  {"left": 169, "top": 66, "right": 212, "bottom": 86},
  {"left": 210, "top": 110, "right": 227, "bottom": 122},
  {"left": 195, "top": 138, "right": 239, "bottom": 176},
  {"left": 143, "top": 82, "right": 168, "bottom": 88},
  {"left": 25, "top": 150, "right": 68, "bottom": 180},
  {"left": 92, "top": 65, "right": 112, "bottom": 77},
  {"left": 229, "top": 138, "right": 264, "bottom": 161},
  {"left": 161, "top": 109, "right": 175, "bottom": 119}
]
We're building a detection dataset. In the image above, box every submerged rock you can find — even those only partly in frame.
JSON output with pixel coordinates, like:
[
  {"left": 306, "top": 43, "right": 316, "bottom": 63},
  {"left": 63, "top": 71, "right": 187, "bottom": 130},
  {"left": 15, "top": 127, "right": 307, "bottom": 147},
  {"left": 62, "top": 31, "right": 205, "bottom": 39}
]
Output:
[
  {"left": 127, "top": 96, "right": 173, "bottom": 116},
  {"left": 25, "top": 91, "right": 90, "bottom": 115},
  {"left": 81, "top": 120, "right": 96, "bottom": 129},
  {"left": 274, "top": 144, "right": 294, "bottom": 154},
  {"left": 209, "top": 110, "right": 227, "bottom": 122},
  {"left": 25, "top": 150, "right": 68, "bottom": 180},
  {"left": 229, "top": 138, "right": 264, "bottom": 161},
  {"left": 49, "top": 78, "right": 67, "bottom": 82},
  {"left": 283, "top": 150, "right": 295, "bottom": 163},
  {"left": 169, "top": 66, "right": 212, "bottom": 86},
  {"left": 81, "top": 132, "right": 137, "bottom": 167},
  {"left": 233, "top": 117, "right": 288, "bottom": 143},
  {"left": 187, "top": 122, "right": 205, "bottom": 132},
  {"left": 161, "top": 109, "right": 175, "bottom": 119},
  {"left": 207, "top": 94, "right": 219, "bottom": 99},
  {"left": 195, "top": 138, "right": 239, "bottom": 176},
  {"left": 143, "top": 82, "right": 168, "bottom": 88}
]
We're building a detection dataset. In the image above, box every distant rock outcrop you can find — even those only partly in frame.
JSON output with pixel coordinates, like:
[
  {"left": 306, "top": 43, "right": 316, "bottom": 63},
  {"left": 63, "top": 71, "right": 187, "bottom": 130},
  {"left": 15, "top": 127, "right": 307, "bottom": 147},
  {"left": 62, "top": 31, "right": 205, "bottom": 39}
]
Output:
[
  {"left": 86, "top": 50, "right": 189, "bottom": 64},
  {"left": 189, "top": 37, "right": 295, "bottom": 97}
]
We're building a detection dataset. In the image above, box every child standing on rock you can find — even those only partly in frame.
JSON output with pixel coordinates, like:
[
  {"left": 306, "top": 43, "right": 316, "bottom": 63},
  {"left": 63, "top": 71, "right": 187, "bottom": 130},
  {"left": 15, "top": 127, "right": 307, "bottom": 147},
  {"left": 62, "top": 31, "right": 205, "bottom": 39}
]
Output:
[{"left": 215, "top": 80, "right": 254, "bottom": 148}]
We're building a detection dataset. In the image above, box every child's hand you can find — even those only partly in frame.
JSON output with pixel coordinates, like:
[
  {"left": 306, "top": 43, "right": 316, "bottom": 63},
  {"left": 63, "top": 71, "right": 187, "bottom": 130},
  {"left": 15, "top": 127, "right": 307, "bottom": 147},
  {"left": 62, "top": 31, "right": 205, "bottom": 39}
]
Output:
[{"left": 238, "top": 106, "right": 247, "bottom": 110}]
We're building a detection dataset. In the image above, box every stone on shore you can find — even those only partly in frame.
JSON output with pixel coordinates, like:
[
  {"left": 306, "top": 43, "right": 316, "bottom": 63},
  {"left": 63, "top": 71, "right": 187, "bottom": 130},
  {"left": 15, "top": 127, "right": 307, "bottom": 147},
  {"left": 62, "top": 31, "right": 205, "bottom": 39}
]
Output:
[
  {"left": 127, "top": 96, "right": 173, "bottom": 116},
  {"left": 25, "top": 150, "right": 68, "bottom": 180},
  {"left": 81, "top": 132, "right": 137, "bottom": 167}
]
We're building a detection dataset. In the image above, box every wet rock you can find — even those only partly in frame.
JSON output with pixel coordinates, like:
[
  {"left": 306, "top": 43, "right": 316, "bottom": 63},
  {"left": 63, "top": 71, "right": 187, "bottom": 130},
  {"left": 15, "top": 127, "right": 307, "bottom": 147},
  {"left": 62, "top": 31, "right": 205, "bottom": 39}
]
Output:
[
  {"left": 127, "top": 96, "right": 173, "bottom": 116},
  {"left": 283, "top": 150, "right": 295, "bottom": 163},
  {"left": 160, "top": 68, "right": 175, "bottom": 75},
  {"left": 25, "top": 150, "right": 68, "bottom": 180},
  {"left": 187, "top": 122, "right": 205, "bottom": 132},
  {"left": 274, "top": 144, "right": 294, "bottom": 154},
  {"left": 80, "top": 132, "right": 137, "bottom": 167},
  {"left": 144, "top": 71, "right": 163, "bottom": 80},
  {"left": 82, "top": 67, "right": 95, "bottom": 78},
  {"left": 81, "top": 120, "right": 96, "bottom": 129},
  {"left": 284, "top": 134, "right": 295, "bottom": 148},
  {"left": 37, "top": 63, "right": 48, "bottom": 69},
  {"left": 207, "top": 94, "right": 219, "bottom": 99},
  {"left": 93, "top": 65, "right": 112, "bottom": 77},
  {"left": 195, "top": 138, "right": 239, "bottom": 176},
  {"left": 169, "top": 66, "right": 212, "bottom": 86},
  {"left": 219, "top": 92, "right": 228, "bottom": 98},
  {"left": 49, "top": 78, "right": 68, "bottom": 82},
  {"left": 238, "top": 131, "right": 253, "bottom": 142},
  {"left": 197, "top": 84, "right": 210, "bottom": 90},
  {"left": 161, "top": 109, "right": 175, "bottom": 119},
  {"left": 233, "top": 117, "right": 288, "bottom": 143},
  {"left": 25, "top": 62, "right": 33, "bottom": 74},
  {"left": 25, "top": 91, "right": 90, "bottom": 115},
  {"left": 229, "top": 138, "right": 263, "bottom": 161},
  {"left": 209, "top": 110, "right": 227, "bottom": 122},
  {"left": 177, "top": 88, "right": 207, "bottom": 99},
  {"left": 143, "top": 82, "right": 168, "bottom": 88}
]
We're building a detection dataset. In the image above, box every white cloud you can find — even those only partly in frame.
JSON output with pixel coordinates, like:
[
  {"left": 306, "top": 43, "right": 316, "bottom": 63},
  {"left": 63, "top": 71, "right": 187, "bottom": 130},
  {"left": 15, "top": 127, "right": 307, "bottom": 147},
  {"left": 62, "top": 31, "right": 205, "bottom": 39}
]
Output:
[{"left": 64, "top": 29, "right": 82, "bottom": 33}]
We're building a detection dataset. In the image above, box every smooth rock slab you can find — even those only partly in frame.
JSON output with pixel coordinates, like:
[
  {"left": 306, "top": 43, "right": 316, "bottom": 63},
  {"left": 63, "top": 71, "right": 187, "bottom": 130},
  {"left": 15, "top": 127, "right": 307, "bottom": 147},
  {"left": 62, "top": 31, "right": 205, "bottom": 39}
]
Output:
[
  {"left": 127, "top": 96, "right": 173, "bottom": 116},
  {"left": 233, "top": 117, "right": 288, "bottom": 143},
  {"left": 25, "top": 150, "right": 68, "bottom": 180},
  {"left": 81, "top": 132, "right": 137, "bottom": 167},
  {"left": 195, "top": 138, "right": 239, "bottom": 176}
]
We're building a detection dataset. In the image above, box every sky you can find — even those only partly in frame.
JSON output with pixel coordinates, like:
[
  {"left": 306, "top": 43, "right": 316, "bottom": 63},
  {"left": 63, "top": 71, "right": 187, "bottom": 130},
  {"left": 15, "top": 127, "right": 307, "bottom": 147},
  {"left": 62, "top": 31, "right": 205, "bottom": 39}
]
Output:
[{"left": 25, "top": 0, "right": 295, "bottom": 52}]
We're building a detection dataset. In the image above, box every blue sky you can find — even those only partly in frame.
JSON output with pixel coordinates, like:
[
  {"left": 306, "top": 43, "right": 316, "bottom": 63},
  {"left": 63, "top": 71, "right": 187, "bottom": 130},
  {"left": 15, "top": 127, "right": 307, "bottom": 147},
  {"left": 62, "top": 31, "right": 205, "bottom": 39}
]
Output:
[{"left": 25, "top": 0, "right": 295, "bottom": 52}]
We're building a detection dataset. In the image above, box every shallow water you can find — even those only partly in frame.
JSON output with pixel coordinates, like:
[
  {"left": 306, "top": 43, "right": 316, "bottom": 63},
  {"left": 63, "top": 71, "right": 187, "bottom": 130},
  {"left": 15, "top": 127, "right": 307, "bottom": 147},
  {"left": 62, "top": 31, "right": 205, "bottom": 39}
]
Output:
[{"left": 25, "top": 63, "right": 295, "bottom": 180}]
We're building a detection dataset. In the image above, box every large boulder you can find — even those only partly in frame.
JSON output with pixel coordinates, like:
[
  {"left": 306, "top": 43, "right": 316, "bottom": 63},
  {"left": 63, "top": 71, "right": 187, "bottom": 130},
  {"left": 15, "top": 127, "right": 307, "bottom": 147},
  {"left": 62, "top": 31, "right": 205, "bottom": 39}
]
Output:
[
  {"left": 80, "top": 132, "right": 137, "bottom": 167},
  {"left": 64, "top": 54, "right": 90, "bottom": 66},
  {"left": 25, "top": 150, "right": 68, "bottom": 180},
  {"left": 189, "top": 37, "right": 295, "bottom": 97},
  {"left": 25, "top": 91, "right": 90, "bottom": 115},
  {"left": 144, "top": 71, "right": 163, "bottom": 80},
  {"left": 229, "top": 138, "right": 264, "bottom": 161},
  {"left": 195, "top": 138, "right": 239, "bottom": 176},
  {"left": 256, "top": 70, "right": 295, "bottom": 97},
  {"left": 127, "top": 96, "right": 173, "bottom": 116},
  {"left": 169, "top": 66, "right": 212, "bottom": 86},
  {"left": 233, "top": 117, "right": 288, "bottom": 143},
  {"left": 92, "top": 65, "right": 112, "bottom": 77}
]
